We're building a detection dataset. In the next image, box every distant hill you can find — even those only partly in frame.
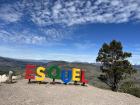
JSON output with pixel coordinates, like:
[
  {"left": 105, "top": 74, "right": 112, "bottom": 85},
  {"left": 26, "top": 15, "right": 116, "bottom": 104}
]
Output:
[
  {"left": 0, "top": 56, "right": 140, "bottom": 72},
  {"left": 0, "top": 56, "right": 100, "bottom": 72},
  {"left": 133, "top": 65, "right": 140, "bottom": 70},
  {"left": 0, "top": 56, "right": 47, "bottom": 74}
]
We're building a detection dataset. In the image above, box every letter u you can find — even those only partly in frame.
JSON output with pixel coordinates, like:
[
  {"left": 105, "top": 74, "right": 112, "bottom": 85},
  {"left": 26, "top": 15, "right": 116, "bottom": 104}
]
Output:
[{"left": 61, "top": 70, "right": 72, "bottom": 84}]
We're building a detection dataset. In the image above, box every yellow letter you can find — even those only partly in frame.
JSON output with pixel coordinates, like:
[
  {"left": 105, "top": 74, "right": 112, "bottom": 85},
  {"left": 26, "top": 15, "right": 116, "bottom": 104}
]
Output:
[
  {"left": 72, "top": 68, "right": 81, "bottom": 81},
  {"left": 36, "top": 67, "right": 45, "bottom": 81}
]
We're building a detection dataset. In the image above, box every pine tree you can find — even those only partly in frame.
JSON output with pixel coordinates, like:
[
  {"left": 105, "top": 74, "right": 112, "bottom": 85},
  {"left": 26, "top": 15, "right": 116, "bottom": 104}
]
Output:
[{"left": 96, "top": 40, "right": 136, "bottom": 91}]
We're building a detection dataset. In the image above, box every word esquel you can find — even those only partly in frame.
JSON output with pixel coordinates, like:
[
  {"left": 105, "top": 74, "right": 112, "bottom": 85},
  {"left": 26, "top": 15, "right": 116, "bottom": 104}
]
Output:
[{"left": 25, "top": 64, "right": 88, "bottom": 85}]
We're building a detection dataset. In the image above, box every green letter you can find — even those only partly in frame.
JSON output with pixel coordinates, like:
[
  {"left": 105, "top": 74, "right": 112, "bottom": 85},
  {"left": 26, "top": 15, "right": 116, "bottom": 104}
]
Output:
[{"left": 48, "top": 65, "right": 61, "bottom": 79}]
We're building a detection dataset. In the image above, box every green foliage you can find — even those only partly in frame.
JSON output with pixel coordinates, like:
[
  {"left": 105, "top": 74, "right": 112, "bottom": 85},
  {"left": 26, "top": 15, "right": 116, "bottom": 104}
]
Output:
[
  {"left": 96, "top": 40, "right": 136, "bottom": 91},
  {"left": 127, "top": 88, "right": 140, "bottom": 98},
  {"left": 120, "top": 81, "right": 135, "bottom": 92},
  {"left": 120, "top": 81, "right": 140, "bottom": 98}
]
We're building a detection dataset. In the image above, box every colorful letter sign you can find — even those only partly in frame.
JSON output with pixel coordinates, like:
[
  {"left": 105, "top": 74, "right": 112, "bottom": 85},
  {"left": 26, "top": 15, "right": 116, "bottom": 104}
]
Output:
[{"left": 25, "top": 64, "right": 88, "bottom": 85}]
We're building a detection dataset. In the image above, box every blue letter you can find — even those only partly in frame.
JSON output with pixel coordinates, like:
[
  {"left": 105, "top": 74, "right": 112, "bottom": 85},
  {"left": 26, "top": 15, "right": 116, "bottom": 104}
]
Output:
[{"left": 61, "top": 70, "right": 72, "bottom": 84}]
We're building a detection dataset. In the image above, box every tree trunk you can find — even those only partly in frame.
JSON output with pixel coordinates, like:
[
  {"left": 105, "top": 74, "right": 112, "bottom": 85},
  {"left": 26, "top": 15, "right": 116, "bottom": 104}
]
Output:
[
  {"left": 112, "top": 72, "right": 119, "bottom": 92},
  {"left": 112, "top": 83, "right": 118, "bottom": 92}
]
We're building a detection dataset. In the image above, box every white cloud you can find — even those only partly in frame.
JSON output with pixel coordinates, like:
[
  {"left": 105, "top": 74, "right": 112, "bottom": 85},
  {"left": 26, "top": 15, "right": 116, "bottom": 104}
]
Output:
[
  {"left": 73, "top": 41, "right": 96, "bottom": 50},
  {"left": 43, "top": 29, "right": 65, "bottom": 41},
  {"left": 0, "top": 26, "right": 73, "bottom": 45},
  {"left": 43, "top": 53, "right": 95, "bottom": 63},
  {"left": 42, "top": 28, "right": 72, "bottom": 41},
  {"left": 0, "top": 29, "right": 46, "bottom": 44},
  {"left": 129, "top": 54, "right": 140, "bottom": 65},
  {"left": 24, "top": 0, "right": 140, "bottom": 26},
  {"left": 0, "top": 3, "right": 23, "bottom": 22},
  {"left": 0, "top": 0, "right": 140, "bottom": 26}
]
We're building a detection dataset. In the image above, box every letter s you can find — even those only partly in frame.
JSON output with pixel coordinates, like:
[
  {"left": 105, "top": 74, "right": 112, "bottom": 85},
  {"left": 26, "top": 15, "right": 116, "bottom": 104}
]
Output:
[{"left": 36, "top": 67, "right": 46, "bottom": 81}]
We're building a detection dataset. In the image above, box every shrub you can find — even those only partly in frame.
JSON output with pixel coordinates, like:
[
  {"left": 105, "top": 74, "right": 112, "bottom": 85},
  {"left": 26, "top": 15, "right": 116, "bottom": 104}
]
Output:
[
  {"left": 120, "top": 81, "right": 140, "bottom": 98},
  {"left": 126, "top": 87, "right": 140, "bottom": 98}
]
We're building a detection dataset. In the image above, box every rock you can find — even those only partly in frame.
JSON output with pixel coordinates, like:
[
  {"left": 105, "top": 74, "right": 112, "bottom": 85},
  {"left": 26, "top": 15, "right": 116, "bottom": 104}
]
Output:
[
  {"left": 0, "top": 74, "right": 8, "bottom": 83},
  {"left": 8, "top": 71, "right": 13, "bottom": 83}
]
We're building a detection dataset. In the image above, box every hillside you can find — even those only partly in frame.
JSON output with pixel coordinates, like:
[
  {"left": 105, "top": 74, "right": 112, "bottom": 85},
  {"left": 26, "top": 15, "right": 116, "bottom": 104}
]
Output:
[
  {"left": 0, "top": 56, "right": 140, "bottom": 97},
  {"left": 0, "top": 79, "right": 140, "bottom": 105},
  {"left": 0, "top": 56, "right": 47, "bottom": 74}
]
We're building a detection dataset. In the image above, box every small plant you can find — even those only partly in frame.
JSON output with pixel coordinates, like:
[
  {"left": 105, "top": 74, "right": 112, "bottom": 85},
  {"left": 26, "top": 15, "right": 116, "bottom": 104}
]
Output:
[
  {"left": 120, "top": 81, "right": 135, "bottom": 93},
  {"left": 120, "top": 81, "right": 140, "bottom": 98},
  {"left": 127, "top": 87, "right": 140, "bottom": 98}
]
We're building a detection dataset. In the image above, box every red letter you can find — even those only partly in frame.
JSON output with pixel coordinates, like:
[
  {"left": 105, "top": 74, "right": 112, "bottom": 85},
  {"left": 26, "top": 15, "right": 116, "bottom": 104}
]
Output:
[
  {"left": 25, "top": 64, "right": 36, "bottom": 79},
  {"left": 81, "top": 70, "right": 88, "bottom": 84}
]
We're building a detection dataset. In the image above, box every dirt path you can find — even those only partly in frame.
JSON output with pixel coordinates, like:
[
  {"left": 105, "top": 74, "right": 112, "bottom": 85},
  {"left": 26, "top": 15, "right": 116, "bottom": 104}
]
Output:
[{"left": 0, "top": 79, "right": 140, "bottom": 105}]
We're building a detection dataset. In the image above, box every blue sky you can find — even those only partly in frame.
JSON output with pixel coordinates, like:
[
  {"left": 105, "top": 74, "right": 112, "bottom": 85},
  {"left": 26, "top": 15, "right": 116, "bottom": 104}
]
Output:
[{"left": 0, "top": 0, "right": 140, "bottom": 64}]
